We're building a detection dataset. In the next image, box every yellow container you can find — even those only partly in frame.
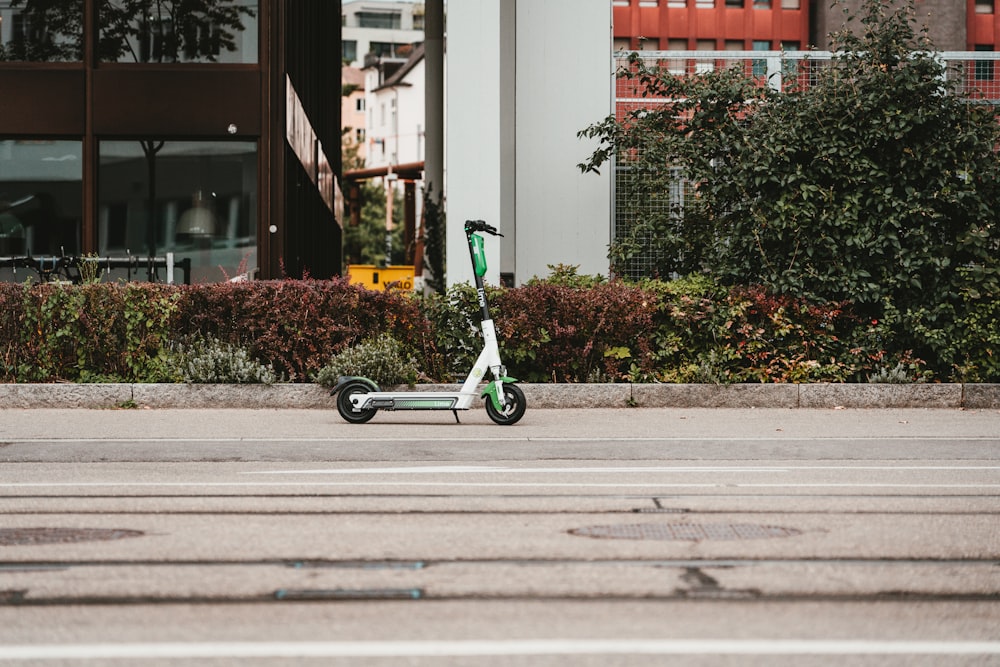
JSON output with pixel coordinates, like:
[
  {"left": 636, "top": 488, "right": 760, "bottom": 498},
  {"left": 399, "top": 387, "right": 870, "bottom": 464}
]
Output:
[{"left": 347, "top": 264, "right": 415, "bottom": 291}]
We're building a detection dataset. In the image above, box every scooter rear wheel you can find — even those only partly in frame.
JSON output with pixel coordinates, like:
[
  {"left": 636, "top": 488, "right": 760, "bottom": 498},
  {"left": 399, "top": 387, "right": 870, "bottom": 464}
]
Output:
[
  {"left": 484, "top": 383, "right": 526, "bottom": 425},
  {"left": 336, "top": 380, "right": 377, "bottom": 424}
]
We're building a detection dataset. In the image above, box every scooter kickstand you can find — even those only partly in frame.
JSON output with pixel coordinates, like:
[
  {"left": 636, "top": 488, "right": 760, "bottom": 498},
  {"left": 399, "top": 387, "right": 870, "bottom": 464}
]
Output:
[{"left": 452, "top": 410, "right": 461, "bottom": 424}]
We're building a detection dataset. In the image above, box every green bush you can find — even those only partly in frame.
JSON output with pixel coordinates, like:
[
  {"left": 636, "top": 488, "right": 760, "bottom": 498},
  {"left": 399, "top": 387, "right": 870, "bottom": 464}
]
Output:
[
  {"left": 2, "top": 282, "right": 178, "bottom": 383},
  {"left": 169, "top": 336, "right": 277, "bottom": 384},
  {"left": 579, "top": 0, "right": 1000, "bottom": 381},
  {"left": 417, "top": 283, "right": 482, "bottom": 381},
  {"left": 315, "top": 333, "right": 418, "bottom": 388}
]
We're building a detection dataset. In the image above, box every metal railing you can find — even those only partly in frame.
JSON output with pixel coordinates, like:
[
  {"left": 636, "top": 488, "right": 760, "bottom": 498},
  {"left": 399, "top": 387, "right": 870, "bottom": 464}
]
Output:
[
  {"left": 0, "top": 253, "right": 192, "bottom": 285},
  {"left": 611, "top": 50, "right": 1000, "bottom": 280}
]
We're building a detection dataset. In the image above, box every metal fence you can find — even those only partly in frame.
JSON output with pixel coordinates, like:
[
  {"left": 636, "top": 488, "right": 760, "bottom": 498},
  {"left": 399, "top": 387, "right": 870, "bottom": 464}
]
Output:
[{"left": 611, "top": 50, "right": 1000, "bottom": 280}]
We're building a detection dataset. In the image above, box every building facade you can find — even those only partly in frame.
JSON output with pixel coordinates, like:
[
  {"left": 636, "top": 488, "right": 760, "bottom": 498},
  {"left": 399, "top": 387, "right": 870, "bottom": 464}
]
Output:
[
  {"left": 341, "top": 0, "right": 424, "bottom": 68},
  {"left": 0, "top": 0, "right": 342, "bottom": 283},
  {"left": 365, "top": 44, "right": 426, "bottom": 171},
  {"left": 613, "top": 0, "right": 809, "bottom": 51},
  {"left": 613, "top": 0, "right": 1000, "bottom": 52},
  {"left": 343, "top": 66, "right": 368, "bottom": 164}
]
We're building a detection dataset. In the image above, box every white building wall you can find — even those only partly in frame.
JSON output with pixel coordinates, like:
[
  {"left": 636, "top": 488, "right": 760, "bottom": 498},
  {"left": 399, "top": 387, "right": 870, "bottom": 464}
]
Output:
[
  {"left": 366, "top": 59, "right": 426, "bottom": 170},
  {"left": 446, "top": 0, "right": 611, "bottom": 287}
]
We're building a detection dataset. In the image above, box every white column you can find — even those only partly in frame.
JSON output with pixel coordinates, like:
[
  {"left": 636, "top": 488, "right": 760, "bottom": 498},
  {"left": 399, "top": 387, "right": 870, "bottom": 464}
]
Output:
[
  {"left": 446, "top": 0, "right": 504, "bottom": 287},
  {"left": 445, "top": 0, "right": 611, "bottom": 287},
  {"left": 515, "top": 0, "right": 612, "bottom": 283}
]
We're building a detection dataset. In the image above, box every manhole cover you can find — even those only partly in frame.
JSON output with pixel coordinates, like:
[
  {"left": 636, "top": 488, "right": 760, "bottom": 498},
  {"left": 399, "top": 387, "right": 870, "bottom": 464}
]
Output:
[
  {"left": 0, "top": 528, "right": 144, "bottom": 546},
  {"left": 569, "top": 523, "right": 801, "bottom": 541}
]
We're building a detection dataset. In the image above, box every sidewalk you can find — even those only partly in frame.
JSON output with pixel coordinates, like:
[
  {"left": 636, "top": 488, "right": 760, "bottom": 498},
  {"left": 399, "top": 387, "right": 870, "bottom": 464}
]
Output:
[{"left": 1, "top": 383, "right": 998, "bottom": 410}]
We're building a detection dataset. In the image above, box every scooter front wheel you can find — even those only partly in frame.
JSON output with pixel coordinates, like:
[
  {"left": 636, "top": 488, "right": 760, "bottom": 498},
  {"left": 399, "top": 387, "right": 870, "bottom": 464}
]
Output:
[
  {"left": 336, "top": 380, "right": 377, "bottom": 424},
  {"left": 484, "top": 383, "right": 526, "bottom": 425}
]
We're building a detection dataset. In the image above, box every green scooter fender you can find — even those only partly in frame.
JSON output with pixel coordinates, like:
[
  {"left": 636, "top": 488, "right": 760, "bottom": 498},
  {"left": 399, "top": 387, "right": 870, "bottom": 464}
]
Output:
[
  {"left": 481, "top": 377, "right": 519, "bottom": 411},
  {"left": 330, "top": 376, "right": 381, "bottom": 395}
]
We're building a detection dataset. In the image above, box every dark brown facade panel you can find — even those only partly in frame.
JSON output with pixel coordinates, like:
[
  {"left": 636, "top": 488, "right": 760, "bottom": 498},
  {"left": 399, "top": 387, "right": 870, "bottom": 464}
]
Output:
[
  {"left": 92, "top": 69, "right": 261, "bottom": 136},
  {"left": 0, "top": 69, "right": 86, "bottom": 134}
]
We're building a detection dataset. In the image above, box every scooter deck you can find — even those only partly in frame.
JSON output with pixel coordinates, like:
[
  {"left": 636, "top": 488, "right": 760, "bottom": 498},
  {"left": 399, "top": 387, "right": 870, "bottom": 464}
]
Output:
[{"left": 351, "top": 391, "right": 480, "bottom": 412}]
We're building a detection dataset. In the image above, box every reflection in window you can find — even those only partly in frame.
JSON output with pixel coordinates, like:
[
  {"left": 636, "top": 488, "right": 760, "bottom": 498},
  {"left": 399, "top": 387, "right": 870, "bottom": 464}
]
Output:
[
  {"left": 98, "top": 141, "right": 257, "bottom": 283},
  {"left": 99, "top": 0, "right": 257, "bottom": 63},
  {"left": 0, "top": 140, "right": 82, "bottom": 279},
  {"left": 0, "top": 0, "right": 83, "bottom": 62}
]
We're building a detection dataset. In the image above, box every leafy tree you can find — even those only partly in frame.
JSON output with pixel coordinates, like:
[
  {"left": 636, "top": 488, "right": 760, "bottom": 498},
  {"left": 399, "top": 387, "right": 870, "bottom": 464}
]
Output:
[
  {"left": 341, "top": 183, "right": 405, "bottom": 267},
  {"left": 580, "top": 0, "right": 1000, "bottom": 377},
  {"left": 421, "top": 183, "right": 446, "bottom": 294},
  {"left": 340, "top": 135, "right": 405, "bottom": 267}
]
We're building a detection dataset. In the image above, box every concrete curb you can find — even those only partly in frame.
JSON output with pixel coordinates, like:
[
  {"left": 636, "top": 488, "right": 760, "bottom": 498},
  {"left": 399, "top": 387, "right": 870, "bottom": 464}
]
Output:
[{"left": 1, "top": 383, "right": 998, "bottom": 410}]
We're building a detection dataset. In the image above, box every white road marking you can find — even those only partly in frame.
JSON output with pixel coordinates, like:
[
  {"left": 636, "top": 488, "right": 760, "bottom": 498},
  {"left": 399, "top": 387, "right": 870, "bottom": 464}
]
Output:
[
  {"left": 5, "top": 436, "right": 997, "bottom": 443},
  {"left": 2, "top": 464, "right": 997, "bottom": 490},
  {"left": 0, "top": 482, "right": 998, "bottom": 489},
  {"left": 0, "top": 640, "right": 997, "bottom": 659},
  {"left": 249, "top": 466, "right": 790, "bottom": 474},
  {"left": 246, "top": 465, "right": 1000, "bottom": 475}
]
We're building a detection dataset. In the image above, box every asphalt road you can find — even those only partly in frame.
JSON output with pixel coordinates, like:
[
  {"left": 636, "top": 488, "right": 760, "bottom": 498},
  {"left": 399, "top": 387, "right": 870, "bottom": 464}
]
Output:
[{"left": 0, "top": 406, "right": 997, "bottom": 666}]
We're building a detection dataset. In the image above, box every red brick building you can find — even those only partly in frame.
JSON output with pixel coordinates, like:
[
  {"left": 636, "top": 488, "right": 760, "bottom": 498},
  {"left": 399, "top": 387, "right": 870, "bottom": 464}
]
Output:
[{"left": 612, "top": 0, "right": 1000, "bottom": 52}]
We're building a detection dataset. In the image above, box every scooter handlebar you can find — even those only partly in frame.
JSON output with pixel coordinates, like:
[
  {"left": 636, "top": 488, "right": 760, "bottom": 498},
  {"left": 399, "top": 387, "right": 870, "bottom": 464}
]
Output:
[{"left": 464, "top": 219, "right": 503, "bottom": 237}]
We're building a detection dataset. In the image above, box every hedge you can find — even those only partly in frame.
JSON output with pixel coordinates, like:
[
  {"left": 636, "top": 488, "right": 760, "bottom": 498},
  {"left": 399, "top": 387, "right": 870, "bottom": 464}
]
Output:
[{"left": 1, "top": 273, "right": 996, "bottom": 384}]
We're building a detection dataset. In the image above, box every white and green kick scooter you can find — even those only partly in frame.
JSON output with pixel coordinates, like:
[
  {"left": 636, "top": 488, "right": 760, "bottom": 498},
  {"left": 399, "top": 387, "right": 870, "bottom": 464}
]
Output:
[{"left": 332, "top": 220, "right": 526, "bottom": 425}]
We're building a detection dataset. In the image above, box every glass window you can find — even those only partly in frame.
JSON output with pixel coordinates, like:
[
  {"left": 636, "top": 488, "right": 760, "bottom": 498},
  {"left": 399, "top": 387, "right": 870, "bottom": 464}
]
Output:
[
  {"left": 357, "top": 11, "right": 400, "bottom": 29},
  {"left": 753, "top": 0, "right": 770, "bottom": 7},
  {"left": 975, "top": 0, "right": 994, "bottom": 14},
  {"left": 369, "top": 41, "right": 412, "bottom": 59},
  {"left": 99, "top": 0, "right": 258, "bottom": 63},
  {"left": 0, "top": 140, "right": 83, "bottom": 279},
  {"left": 342, "top": 39, "right": 357, "bottom": 64},
  {"left": 752, "top": 39, "right": 770, "bottom": 77},
  {"left": 725, "top": 0, "right": 744, "bottom": 6},
  {"left": 98, "top": 140, "right": 257, "bottom": 284},
  {"left": 975, "top": 45, "right": 994, "bottom": 81},
  {"left": 695, "top": 39, "right": 714, "bottom": 73},
  {"left": 667, "top": 38, "right": 687, "bottom": 75},
  {"left": 781, "top": 0, "right": 800, "bottom": 7},
  {"left": 0, "top": 0, "right": 83, "bottom": 62}
]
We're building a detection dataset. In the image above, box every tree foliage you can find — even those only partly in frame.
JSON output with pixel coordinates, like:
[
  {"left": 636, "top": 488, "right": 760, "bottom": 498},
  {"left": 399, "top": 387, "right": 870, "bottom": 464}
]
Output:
[
  {"left": 579, "top": 0, "right": 1000, "bottom": 378},
  {"left": 340, "top": 137, "right": 406, "bottom": 267},
  {"left": 421, "top": 183, "right": 447, "bottom": 295}
]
